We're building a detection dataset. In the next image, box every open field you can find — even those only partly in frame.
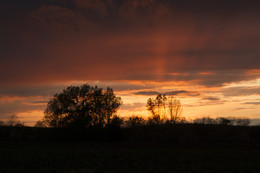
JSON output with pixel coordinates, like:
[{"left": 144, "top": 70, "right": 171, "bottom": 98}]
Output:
[
  {"left": 1, "top": 142, "right": 260, "bottom": 173},
  {"left": 1, "top": 125, "right": 260, "bottom": 172}
]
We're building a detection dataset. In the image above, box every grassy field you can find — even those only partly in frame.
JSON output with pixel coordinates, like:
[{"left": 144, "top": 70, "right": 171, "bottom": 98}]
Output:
[{"left": 1, "top": 142, "right": 260, "bottom": 173}]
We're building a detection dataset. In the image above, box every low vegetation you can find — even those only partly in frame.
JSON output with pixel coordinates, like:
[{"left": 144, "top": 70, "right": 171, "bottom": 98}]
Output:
[{"left": 1, "top": 142, "right": 260, "bottom": 173}]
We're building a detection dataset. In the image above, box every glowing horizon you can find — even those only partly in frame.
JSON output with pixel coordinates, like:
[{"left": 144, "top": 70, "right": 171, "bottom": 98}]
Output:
[{"left": 1, "top": 77, "right": 259, "bottom": 126}]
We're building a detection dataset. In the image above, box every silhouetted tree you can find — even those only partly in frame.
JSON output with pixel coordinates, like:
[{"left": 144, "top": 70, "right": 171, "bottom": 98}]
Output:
[
  {"left": 42, "top": 84, "right": 122, "bottom": 128},
  {"left": 146, "top": 94, "right": 167, "bottom": 122},
  {"left": 147, "top": 95, "right": 183, "bottom": 123},
  {"left": 6, "top": 114, "right": 24, "bottom": 127},
  {"left": 34, "top": 120, "right": 48, "bottom": 128},
  {"left": 147, "top": 98, "right": 156, "bottom": 120},
  {"left": 193, "top": 117, "right": 217, "bottom": 125},
  {"left": 125, "top": 115, "right": 145, "bottom": 128},
  {"left": 216, "top": 117, "right": 232, "bottom": 126},
  {"left": 110, "top": 115, "right": 124, "bottom": 128},
  {"left": 235, "top": 118, "right": 250, "bottom": 126},
  {"left": 193, "top": 117, "right": 250, "bottom": 126},
  {"left": 168, "top": 96, "right": 182, "bottom": 123}
]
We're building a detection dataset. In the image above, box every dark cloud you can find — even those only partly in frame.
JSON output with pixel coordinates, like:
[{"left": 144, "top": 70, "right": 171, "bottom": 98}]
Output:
[
  {"left": 203, "top": 97, "right": 220, "bottom": 101},
  {"left": 165, "top": 90, "right": 200, "bottom": 96},
  {"left": 0, "top": 82, "right": 155, "bottom": 98},
  {"left": 163, "top": 70, "right": 260, "bottom": 87},
  {"left": 133, "top": 91, "right": 161, "bottom": 96},
  {"left": 1, "top": 0, "right": 260, "bottom": 86},
  {"left": 164, "top": 90, "right": 188, "bottom": 95},
  {"left": 185, "top": 100, "right": 225, "bottom": 107},
  {"left": 0, "top": 100, "right": 45, "bottom": 118},
  {"left": 28, "top": 100, "right": 49, "bottom": 104},
  {"left": 133, "top": 90, "right": 200, "bottom": 96},
  {"left": 0, "top": 85, "right": 66, "bottom": 97},
  {"left": 244, "top": 102, "right": 260, "bottom": 105},
  {"left": 233, "top": 107, "right": 249, "bottom": 111},
  {"left": 87, "top": 81, "right": 155, "bottom": 91},
  {"left": 223, "top": 87, "right": 260, "bottom": 97}
]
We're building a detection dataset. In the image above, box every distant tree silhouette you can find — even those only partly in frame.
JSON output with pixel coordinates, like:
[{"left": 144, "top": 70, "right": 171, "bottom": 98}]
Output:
[
  {"left": 193, "top": 117, "right": 217, "bottom": 125},
  {"left": 42, "top": 84, "right": 122, "bottom": 128},
  {"left": 168, "top": 96, "right": 182, "bottom": 123},
  {"left": 110, "top": 115, "right": 124, "bottom": 128},
  {"left": 6, "top": 114, "right": 24, "bottom": 127},
  {"left": 146, "top": 94, "right": 167, "bottom": 122},
  {"left": 146, "top": 94, "right": 183, "bottom": 123},
  {"left": 125, "top": 115, "right": 145, "bottom": 128},
  {"left": 216, "top": 117, "right": 251, "bottom": 126},
  {"left": 216, "top": 117, "right": 232, "bottom": 125},
  {"left": 235, "top": 118, "right": 250, "bottom": 126},
  {"left": 193, "top": 117, "right": 250, "bottom": 126}
]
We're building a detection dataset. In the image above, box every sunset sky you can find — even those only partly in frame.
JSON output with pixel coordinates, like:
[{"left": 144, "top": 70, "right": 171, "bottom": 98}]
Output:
[{"left": 1, "top": 0, "right": 260, "bottom": 125}]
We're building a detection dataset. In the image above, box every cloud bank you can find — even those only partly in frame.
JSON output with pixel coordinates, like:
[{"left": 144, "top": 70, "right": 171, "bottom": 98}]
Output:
[{"left": 0, "top": 0, "right": 260, "bottom": 86}]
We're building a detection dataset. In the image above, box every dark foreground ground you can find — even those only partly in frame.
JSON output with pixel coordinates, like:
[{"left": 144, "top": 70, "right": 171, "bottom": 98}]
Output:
[{"left": 1, "top": 142, "right": 260, "bottom": 173}]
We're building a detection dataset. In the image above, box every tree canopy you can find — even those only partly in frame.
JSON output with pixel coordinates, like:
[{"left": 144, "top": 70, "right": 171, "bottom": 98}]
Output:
[{"left": 41, "top": 84, "right": 122, "bottom": 128}]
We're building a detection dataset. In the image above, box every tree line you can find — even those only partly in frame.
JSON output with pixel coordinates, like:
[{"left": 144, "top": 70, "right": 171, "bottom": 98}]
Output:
[{"left": 32, "top": 83, "right": 251, "bottom": 128}]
